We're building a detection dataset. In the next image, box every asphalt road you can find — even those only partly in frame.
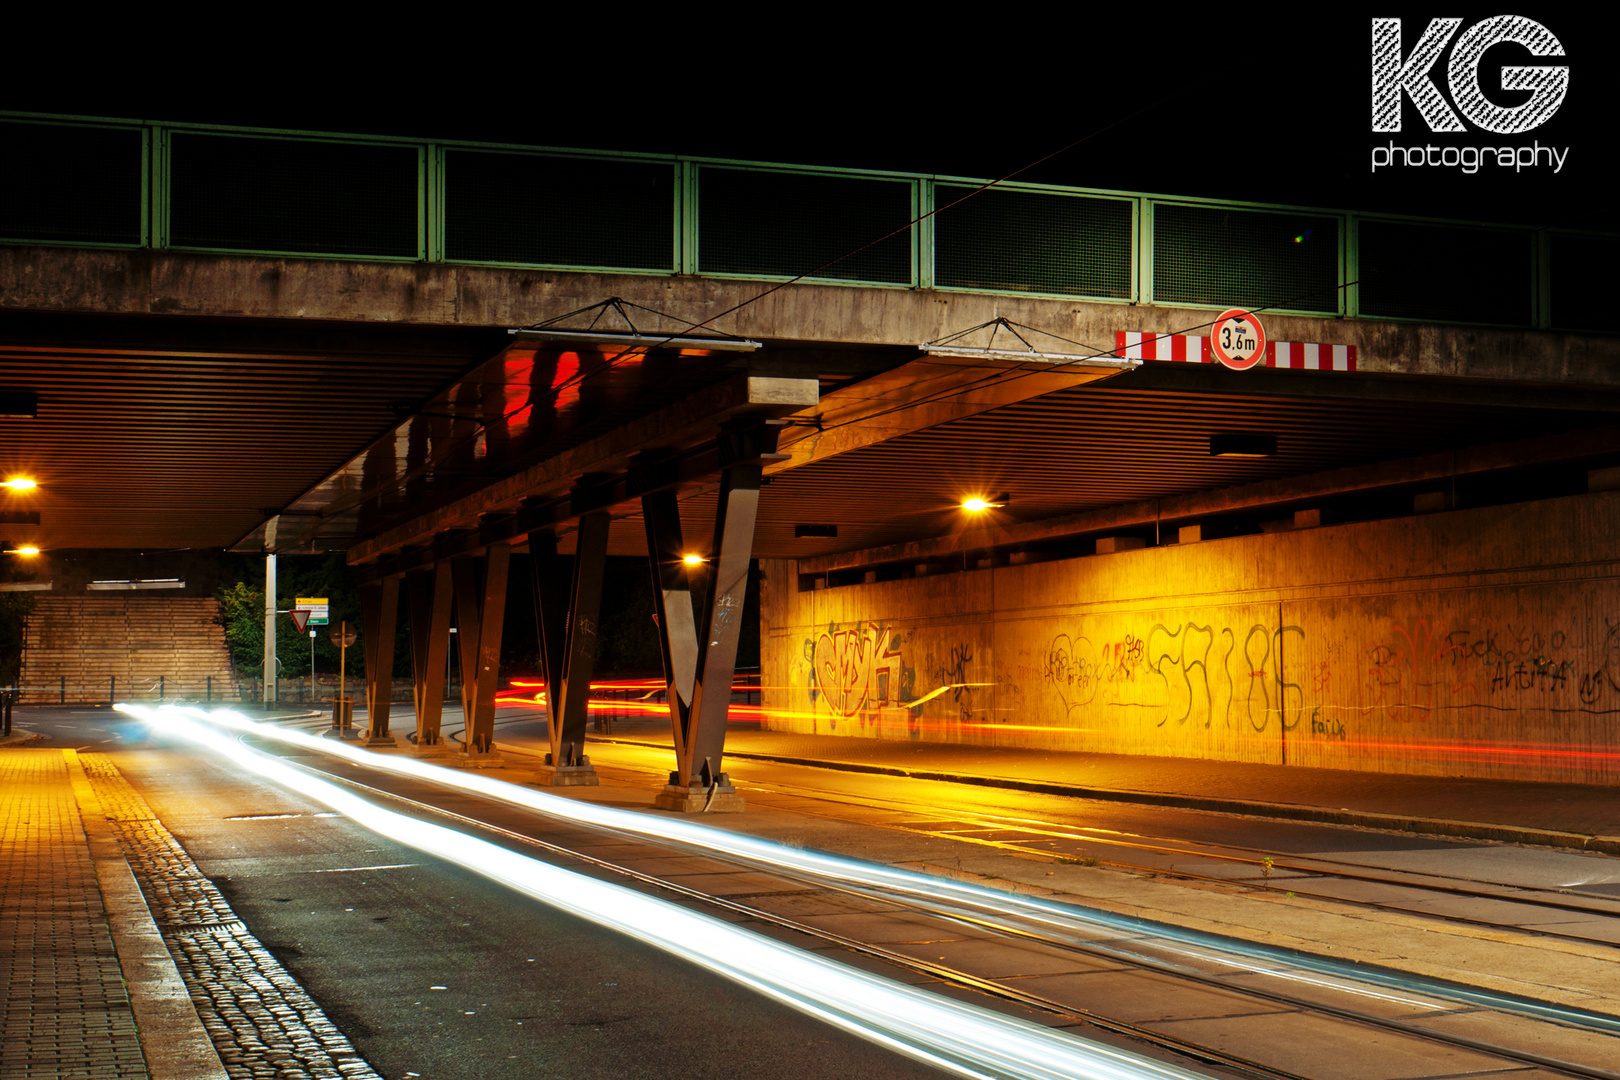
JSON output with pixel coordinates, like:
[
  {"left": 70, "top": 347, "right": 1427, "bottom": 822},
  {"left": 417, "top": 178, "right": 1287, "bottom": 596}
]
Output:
[
  {"left": 22, "top": 709, "right": 956, "bottom": 1080},
  {"left": 16, "top": 705, "right": 1620, "bottom": 1079}
]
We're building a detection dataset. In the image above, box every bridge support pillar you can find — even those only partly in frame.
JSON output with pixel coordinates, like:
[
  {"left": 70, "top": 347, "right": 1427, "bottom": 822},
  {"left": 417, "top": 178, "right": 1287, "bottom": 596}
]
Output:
[
  {"left": 360, "top": 577, "right": 400, "bottom": 748},
  {"left": 646, "top": 422, "right": 774, "bottom": 812},
  {"left": 531, "top": 514, "right": 607, "bottom": 786},
  {"left": 406, "top": 562, "right": 454, "bottom": 754},
  {"left": 451, "top": 545, "right": 510, "bottom": 765}
]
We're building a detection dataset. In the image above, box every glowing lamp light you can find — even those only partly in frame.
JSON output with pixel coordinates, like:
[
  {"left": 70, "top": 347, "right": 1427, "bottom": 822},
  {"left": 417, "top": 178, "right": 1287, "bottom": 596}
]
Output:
[
  {"left": 961, "top": 493, "right": 1009, "bottom": 513},
  {"left": 682, "top": 554, "right": 705, "bottom": 566},
  {"left": 11, "top": 546, "right": 40, "bottom": 556},
  {"left": 2, "top": 477, "right": 37, "bottom": 491}
]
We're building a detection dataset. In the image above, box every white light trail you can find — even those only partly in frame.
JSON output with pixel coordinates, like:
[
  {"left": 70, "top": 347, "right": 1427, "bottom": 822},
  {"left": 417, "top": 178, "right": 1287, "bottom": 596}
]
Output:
[
  {"left": 125, "top": 705, "right": 1619, "bottom": 1041},
  {"left": 123, "top": 704, "right": 1212, "bottom": 1080}
]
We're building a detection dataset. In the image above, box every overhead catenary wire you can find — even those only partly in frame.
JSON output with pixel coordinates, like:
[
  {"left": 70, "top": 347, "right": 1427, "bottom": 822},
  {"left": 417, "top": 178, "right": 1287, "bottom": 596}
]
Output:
[
  {"left": 525, "top": 99, "right": 1174, "bottom": 407},
  {"left": 276, "top": 101, "right": 1191, "bottom": 544}
]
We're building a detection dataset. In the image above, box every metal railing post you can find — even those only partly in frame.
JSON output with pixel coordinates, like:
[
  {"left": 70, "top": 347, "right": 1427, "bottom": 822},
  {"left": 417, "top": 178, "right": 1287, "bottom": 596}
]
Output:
[
  {"left": 206, "top": 675, "right": 212, "bottom": 703},
  {"left": 109, "top": 675, "right": 115, "bottom": 705},
  {"left": 159, "top": 674, "right": 165, "bottom": 700},
  {"left": 60, "top": 675, "right": 65, "bottom": 705}
]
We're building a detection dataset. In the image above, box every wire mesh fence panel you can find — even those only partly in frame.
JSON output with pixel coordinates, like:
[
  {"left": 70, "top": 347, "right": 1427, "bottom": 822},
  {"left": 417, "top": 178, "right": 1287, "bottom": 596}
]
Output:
[
  {"left": 1548, "top": 232, "right": 1620, "bottom": 333},
  {"left": 169, "top": 133, "right": 419, "bottom": 257},
  {"left": 0, "top": 120, "right": 144, "bottom": 245},
  {"left": 935, "top": 185, "right": 1132, "bottom": 298},
  {"left": 445, "top": 150, "right": 675, "bottom": 269},
  {"left": 1359, "top": 220, "right": 1532, "bottom": 325},
  {"left": 1154, "top": 203, "right": 1340, "bottom": 313},
  {"left": 698, "top": 166, "right": 912, "bottom": 283}
]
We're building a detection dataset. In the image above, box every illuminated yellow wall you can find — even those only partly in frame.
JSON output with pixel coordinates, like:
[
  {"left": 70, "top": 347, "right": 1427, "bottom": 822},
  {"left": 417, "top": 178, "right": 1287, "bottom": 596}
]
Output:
[{"left": 760, "top": 490, "right": 1620, "bottom": 784}]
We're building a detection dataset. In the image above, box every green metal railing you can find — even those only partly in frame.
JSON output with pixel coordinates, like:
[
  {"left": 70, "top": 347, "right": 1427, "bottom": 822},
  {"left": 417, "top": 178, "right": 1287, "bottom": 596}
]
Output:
[{"left": 2, "top": 112, "right": 1614, "bottom": 331}]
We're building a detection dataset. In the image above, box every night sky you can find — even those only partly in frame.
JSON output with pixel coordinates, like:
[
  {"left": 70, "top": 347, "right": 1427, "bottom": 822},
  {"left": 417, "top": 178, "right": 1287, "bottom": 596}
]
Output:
[{"left": 4, "top": 7, "right": 1616, "bottom": 232}]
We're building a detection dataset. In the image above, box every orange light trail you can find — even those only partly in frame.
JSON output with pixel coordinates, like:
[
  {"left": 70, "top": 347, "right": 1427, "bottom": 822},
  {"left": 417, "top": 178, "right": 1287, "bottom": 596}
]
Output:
[{"left": 490, "top": 682, "right": 1620, "bottom": 765}]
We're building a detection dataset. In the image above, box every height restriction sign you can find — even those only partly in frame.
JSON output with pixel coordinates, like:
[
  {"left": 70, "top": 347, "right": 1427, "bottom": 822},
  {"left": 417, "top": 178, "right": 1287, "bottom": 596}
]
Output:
[{"left": 1210, "top": 309, "right": 1267, "bottom": 370}]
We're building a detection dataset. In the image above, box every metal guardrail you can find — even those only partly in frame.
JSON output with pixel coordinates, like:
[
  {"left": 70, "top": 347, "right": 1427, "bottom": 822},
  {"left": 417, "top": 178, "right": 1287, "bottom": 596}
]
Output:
[
  {"left": 1, "top": 112, "right": 1613, "bottom": 331},
  {"left": 4, "top": 674, "right": 236, "bottom": 706}
]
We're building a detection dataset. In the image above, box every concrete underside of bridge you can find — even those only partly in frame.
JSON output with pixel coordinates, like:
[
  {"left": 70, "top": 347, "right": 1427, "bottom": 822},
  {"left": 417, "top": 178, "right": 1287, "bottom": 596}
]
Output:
[
  {"left": 4, "top": 246, "right": 1616, "bottom": 385},
  {"left": 6, "top": 246, "right": 1620, "bottom": 791}
]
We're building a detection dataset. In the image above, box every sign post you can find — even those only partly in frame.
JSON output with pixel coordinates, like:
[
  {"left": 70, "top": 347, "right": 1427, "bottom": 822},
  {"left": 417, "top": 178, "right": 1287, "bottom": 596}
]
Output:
[
  {"left": 1209, "top": 309, "right": 1267, "bottom": 371},
  {"left": 329, "top": 620, "right": 358, "bottom": 732}
]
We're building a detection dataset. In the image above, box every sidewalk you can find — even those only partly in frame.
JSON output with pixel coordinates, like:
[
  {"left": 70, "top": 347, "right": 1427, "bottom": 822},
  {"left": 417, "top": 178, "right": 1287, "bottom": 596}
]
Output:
[
  {"left": 0, "top": 747, "right": 223, "bottom": 1080},
  {"left": 578, "top": 722, "right": 1620, "bottom": 853},
  {"left": 736, "top": 730, "right": 1620, "bottom": 849}
]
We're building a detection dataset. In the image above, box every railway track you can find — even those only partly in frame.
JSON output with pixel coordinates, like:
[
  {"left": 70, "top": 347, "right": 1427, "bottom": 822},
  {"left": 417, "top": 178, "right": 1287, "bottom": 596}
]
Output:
[
  {"left": 540, "top": 724, "right": 1620, "bottom": 953},
  {"left": 248, "top": 719, "right": 1620, "bottom": 1080}
]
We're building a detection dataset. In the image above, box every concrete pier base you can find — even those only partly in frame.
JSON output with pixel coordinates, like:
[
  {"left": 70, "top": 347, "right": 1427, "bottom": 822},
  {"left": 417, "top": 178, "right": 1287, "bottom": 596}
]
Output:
[
  {"left": 532, "top": 762, "right": 599, "bottom": 787},
  {"left": 655, "top": 780, "right": 745, "bottom": 813}
]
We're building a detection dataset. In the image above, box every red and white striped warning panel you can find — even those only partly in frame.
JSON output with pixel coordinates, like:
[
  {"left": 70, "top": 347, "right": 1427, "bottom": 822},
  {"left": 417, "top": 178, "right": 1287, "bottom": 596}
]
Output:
[{"left": 1115, "top": 332, "right": 1357, "bottom": 371}]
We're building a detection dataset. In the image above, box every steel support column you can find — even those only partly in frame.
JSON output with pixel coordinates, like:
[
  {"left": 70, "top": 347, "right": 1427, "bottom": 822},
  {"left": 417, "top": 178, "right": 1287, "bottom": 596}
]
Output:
[
  {"left": 360, "top": 576, "right": 399, "bottom": 747},
  {"left": 406, "top": 562, "right": 453, "bottom": 751},
  {"left": 451, "top": 558, "right": 482, "bottom": 728},
  {"left": 529, "top": 529, "right": 598, "bottom": 785},
  {"left": 547, "top": 512, "right": 608, "bottom": 777},
  {"left": 650, "top": 423, "right": 774, "bottom": 812},
  {"left": 642, "top": 489, "right": 699, "bottom": 760},
  {"left": 464, "top": 543, "right": 510, "bottom": 760}
]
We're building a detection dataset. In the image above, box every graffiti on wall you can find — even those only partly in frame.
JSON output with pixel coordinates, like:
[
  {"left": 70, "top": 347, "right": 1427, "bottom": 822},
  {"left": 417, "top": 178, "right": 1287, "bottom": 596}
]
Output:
[
  {"left": 934, "top": 643, "right": 976, "bottom": 719},
  {"left": 1359, "top": 618, "right": 1608, "bottom": 720},
  {"left": 1579, "top": 621, "right": 1620, "bottom": 705},
  {"left": 1041, "top": 607, "right": 1620, "bottom": 740},
  {"left": 1043, "top": 634, "right": 1097, "bottom": 713},
  {"left": 1043, "top": 619, "right": 1305, "bottom": 732},
  {"left": 805, "top": 622, "right": 915, "bottom": 718}
]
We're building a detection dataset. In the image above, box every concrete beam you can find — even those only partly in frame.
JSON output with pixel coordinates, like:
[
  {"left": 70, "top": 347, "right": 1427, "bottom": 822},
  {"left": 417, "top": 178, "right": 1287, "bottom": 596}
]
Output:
[
  {"left": 4, "top": 247, "right": 1618, "bottom": 386},
  {"left": 344, "top": 373, "right": 815, "bottom": 567},
  {"left": 769, "top": 354, "right": 1128, "bottom": 473},
  {"left": 797, "top": 425, "right": 1620, "bottom": 573}
]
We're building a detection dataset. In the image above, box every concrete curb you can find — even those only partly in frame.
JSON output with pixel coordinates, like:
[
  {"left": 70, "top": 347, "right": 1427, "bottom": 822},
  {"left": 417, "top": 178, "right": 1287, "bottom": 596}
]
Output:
[
  {"left": 598, "top": 738, "right": 1620, "bottom": 857},
  {"left": 65, "top": 751, "right": 229, "bottom": 1080}
]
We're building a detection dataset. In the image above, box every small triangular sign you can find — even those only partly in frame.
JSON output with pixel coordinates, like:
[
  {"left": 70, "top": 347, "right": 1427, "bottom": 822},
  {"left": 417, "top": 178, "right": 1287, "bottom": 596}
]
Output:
[{"left": 288, "top": 609, "right": 310, "bottom": 633}]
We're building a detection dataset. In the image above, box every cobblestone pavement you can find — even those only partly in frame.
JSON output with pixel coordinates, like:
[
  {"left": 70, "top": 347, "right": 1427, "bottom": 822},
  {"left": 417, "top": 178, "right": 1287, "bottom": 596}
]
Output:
[
  {"left": 1, "top": 749, "right": 146, "bottom": 1079},
  {"left": 79, "top": 755, "right": 381, "bottom": 1080}
]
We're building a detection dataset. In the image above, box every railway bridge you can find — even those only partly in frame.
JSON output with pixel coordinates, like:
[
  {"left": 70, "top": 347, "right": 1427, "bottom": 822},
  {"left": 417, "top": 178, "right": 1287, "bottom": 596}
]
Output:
[{"left": 4, "top": 112, "right": 1620, "bottom": 799}]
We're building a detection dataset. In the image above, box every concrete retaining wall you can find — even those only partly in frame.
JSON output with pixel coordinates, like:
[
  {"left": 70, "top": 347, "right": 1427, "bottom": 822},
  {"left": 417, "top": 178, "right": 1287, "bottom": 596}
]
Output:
[
  {"left": 760, "top": 491, "right": 1620, "bottom": 785},
  {"left": 20, "top": 596, "right": 238, "bottom": 705}
]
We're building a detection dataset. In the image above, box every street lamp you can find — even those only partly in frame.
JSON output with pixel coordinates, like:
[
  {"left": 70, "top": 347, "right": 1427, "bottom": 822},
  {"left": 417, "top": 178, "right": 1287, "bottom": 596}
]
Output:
[{"left": 961, "top": 493, "right": 1010, "bottom": 513}]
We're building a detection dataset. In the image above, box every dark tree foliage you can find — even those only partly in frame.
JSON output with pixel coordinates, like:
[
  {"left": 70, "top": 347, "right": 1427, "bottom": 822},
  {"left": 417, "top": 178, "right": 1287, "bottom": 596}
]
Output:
[{"left": 215, "top": 552, "right": 376, "bottom": 679}]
